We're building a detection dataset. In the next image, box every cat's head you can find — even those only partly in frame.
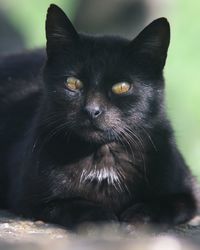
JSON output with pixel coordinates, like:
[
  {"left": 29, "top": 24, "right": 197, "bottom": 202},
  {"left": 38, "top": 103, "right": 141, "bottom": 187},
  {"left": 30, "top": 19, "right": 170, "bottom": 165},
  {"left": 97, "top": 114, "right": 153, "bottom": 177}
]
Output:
[{"left": 43, "top": 4, "right": 170, "bottom": 144}]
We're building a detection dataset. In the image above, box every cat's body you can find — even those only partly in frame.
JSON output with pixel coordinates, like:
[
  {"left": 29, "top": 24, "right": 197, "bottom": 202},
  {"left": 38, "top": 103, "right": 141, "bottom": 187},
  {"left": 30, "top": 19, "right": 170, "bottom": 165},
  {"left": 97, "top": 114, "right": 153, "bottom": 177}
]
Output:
[
  {"left": 0, "top": 50, "right": 45, "bottom": 206},
  {"left": 0, "top": 5, "right": 198, "bottom": 228}
]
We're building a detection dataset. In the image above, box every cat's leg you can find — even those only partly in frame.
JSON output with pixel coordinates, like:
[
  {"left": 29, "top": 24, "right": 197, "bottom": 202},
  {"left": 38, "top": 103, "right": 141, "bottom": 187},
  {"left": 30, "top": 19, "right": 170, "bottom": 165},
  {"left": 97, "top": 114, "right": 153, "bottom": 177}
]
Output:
[
  {"left": 120, "top": 193, "right": 197, "bottom": 227},
  {"left": 35, "top": 199, "right": 117, "bottom": 229}
]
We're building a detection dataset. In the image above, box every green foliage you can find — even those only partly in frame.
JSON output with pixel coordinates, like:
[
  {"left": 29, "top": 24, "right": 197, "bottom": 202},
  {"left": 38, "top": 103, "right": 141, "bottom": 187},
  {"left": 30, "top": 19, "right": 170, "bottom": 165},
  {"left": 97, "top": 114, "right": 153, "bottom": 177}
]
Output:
[
  {"left": 1, "top": 0, "right": 79, "bottom": 48},
  {"left": 166, "top": 0, "right": 200, "bottom": 178}
]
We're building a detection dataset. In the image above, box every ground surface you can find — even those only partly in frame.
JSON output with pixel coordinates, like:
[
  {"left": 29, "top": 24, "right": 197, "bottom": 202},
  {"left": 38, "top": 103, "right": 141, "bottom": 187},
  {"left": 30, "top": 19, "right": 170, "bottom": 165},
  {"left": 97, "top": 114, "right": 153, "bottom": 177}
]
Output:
[{"left": 0, "top": 210, "right": 200, "bottom": 250}]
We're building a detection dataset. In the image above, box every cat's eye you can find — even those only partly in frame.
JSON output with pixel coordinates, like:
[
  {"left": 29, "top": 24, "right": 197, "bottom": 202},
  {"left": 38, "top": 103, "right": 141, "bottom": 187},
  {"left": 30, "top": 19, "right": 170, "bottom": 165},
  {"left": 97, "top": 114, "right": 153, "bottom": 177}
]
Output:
[
  {"left": 65, "top": 77, "right": 83, "bottom": 91},
  {"left": 112, "top": 82, "right": 131, "bottom": 95}
]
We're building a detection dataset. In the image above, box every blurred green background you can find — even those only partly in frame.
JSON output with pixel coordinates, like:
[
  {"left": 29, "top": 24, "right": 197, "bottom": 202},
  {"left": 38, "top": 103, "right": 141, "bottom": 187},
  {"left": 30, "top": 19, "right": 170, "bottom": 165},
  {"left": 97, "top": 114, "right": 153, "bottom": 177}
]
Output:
[{"left": 0, "top": 0, "right": 199, "bottom": 178}]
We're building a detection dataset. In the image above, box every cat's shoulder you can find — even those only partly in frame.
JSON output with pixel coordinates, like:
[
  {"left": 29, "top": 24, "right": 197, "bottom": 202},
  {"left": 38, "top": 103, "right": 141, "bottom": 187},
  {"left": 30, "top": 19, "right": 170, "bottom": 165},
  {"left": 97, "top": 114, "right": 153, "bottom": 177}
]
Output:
[
  {"left": 0, "top": 48, "right": 46, "bottom": 80},
  {"left": 0, "top": 49, "right": 46, "bottom": 106}
]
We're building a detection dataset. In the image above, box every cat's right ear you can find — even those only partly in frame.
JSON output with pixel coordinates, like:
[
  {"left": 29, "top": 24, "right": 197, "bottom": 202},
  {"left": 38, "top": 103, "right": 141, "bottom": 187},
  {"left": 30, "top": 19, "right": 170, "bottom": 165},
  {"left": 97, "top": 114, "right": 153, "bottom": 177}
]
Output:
[{"left": 45, "top": 4, "right": 79, "bottom": 58}]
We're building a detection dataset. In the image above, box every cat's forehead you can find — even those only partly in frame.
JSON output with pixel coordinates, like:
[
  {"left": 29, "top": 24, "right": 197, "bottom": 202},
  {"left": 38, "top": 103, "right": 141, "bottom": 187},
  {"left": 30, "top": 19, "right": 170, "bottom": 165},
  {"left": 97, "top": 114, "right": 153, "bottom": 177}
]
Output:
[
  {"left": 72, "top": 34, "right": 131, "bottom": 80},
  {"left": 79, "top": 34, "right": 129, "bottom": 58},
  {"left": 80, "top": 34, "right": 129, "bottom": 48}
]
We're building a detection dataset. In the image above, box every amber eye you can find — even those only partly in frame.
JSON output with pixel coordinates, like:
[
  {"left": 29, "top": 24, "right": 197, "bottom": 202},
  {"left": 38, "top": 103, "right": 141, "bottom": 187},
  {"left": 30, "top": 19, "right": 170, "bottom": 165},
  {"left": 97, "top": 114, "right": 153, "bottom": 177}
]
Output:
[
  {"left": 65, "top": 77, "right": 83, "bottom": 91},
  {"left": 112, "top": 82, "right": 131, "bottom": 95}
]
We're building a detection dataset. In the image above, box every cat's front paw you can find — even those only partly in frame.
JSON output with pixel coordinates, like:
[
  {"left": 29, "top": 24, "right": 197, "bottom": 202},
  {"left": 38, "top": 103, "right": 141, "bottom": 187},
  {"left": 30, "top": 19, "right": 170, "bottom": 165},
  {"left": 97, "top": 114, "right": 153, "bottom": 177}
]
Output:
[
  {"left": 75, "top": 205, "right": 118, "bottom": 225},
  {"left": 39, "top": 200, "right": 118, "bottom": 229},
  {"left": 120, "top": 203, "right": 156, "bottom": 226},
  {"left": 120, "top": 197, "right": 196, "bottom": 228}
]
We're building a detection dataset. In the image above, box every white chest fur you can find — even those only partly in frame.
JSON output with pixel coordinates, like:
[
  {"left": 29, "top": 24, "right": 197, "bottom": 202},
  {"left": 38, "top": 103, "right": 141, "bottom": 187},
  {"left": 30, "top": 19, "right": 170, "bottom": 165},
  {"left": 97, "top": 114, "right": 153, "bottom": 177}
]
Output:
[{"left": 77, "top": 143, "right": 135, "bottom": 193}]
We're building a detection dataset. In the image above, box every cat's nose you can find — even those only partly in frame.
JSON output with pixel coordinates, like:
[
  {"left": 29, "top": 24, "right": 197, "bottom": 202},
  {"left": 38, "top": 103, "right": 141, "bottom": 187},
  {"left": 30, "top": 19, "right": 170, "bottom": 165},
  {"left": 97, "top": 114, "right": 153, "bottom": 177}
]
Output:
[{"left": 84, "top": 105, "right": 103, "bottom": 119}]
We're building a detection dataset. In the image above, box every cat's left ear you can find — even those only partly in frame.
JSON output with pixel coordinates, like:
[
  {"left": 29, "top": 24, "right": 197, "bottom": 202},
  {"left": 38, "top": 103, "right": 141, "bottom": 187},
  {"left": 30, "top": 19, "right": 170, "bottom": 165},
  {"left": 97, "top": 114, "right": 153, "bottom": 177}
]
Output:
[
  {"left": 45, "top": 4, "right": 79, "bottom": 57},
  {"left": 128, "top": 18, "right": 170, "bottom": 71}
]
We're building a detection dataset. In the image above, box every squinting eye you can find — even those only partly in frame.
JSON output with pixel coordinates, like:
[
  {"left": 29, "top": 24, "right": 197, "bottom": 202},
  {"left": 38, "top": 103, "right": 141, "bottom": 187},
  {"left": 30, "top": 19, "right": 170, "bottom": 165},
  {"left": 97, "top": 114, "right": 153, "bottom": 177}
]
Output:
[
  {"left": 112, "top": 82, "right": 131, "bottom": 95},
  {"left": 65, "top": 77, "right": 83, "bottom": 91}
]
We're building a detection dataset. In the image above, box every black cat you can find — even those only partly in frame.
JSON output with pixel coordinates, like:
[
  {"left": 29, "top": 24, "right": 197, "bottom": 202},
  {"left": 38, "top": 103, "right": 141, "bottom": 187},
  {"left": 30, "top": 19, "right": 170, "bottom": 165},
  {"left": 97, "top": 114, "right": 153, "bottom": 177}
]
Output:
[{"left": 0, "top": 4, "right": 198, "bottom": 229}]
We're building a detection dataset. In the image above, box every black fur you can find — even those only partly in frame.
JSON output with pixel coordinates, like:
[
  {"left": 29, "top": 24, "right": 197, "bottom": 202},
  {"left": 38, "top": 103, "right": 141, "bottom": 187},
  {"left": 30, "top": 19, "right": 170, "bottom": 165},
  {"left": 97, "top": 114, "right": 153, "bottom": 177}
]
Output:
[{"left": 0, "top": 4, "right": 198, "bottom": 229}]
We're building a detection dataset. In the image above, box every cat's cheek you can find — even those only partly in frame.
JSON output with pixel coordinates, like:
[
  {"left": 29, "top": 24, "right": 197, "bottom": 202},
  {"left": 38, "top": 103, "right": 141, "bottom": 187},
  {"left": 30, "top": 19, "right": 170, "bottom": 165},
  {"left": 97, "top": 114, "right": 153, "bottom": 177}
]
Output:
[{"left": 64, "top": 89, "right": 82, "bottom": 98}]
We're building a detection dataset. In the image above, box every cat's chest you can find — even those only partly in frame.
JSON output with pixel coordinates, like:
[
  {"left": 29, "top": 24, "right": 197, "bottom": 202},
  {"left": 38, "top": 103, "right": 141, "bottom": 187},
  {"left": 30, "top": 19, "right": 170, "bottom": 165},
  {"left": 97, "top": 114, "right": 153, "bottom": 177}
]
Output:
[
  {"left": 61, "top": 144, "right": 141, "bottom": 198},
  {"left": 78, "top": 144, "right": 124, "bottom": 184},
  {"left": 46, "top": 143, "right": 145, "bottom": 212}
]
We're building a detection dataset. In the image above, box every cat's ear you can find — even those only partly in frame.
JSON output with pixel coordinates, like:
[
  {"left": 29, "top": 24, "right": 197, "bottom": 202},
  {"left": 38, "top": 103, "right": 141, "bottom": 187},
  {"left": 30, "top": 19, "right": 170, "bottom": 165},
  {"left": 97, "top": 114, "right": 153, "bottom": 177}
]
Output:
[
  {"left": 45, "top": 4, "right": 79, "bottom": 57},
  {"left": 128, "top": 18, "right": 170, "bottom": 71}
]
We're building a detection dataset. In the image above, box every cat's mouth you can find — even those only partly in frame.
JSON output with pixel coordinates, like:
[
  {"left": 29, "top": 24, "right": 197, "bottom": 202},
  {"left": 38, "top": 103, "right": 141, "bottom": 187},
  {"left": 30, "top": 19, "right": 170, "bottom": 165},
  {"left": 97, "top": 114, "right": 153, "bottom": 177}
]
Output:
[
  {"left": 76, "top": 122, "right": 117, "bottom": 144},
  {"left": 79, "top": 123, "right": 103, "bottom": 132}
]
